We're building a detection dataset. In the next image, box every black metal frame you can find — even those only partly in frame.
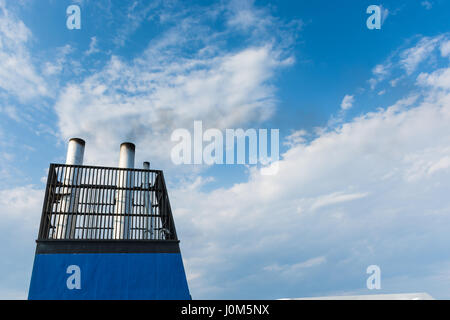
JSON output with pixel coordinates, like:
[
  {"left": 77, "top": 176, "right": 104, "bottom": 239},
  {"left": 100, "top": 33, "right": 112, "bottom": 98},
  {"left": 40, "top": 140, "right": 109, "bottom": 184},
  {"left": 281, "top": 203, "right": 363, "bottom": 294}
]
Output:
[{"left": 37, "top": 164, "right": 178, "bottom": 241}]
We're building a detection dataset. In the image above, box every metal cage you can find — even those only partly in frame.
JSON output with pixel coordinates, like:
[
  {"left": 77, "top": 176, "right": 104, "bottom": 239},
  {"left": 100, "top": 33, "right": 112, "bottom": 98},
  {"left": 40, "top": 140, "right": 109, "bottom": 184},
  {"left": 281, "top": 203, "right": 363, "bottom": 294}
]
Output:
[{"left": 38, "top": 164, "right": 177, "bottom": 241}]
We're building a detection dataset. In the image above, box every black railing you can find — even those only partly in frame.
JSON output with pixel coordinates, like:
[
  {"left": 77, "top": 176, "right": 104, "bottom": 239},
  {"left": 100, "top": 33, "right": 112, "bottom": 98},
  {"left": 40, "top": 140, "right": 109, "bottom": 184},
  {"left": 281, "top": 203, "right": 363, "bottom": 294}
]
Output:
[{"left": 38, "top": 164, "right": 177, "bottom": 241}]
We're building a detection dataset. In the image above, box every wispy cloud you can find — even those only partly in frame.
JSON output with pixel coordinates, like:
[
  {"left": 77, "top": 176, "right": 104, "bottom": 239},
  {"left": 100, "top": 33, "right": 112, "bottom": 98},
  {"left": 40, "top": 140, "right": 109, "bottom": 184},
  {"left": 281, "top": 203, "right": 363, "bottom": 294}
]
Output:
[
  {"left": 0, "top": 105, "right": 23, "bottom": 123},
  {"left": 400, "top": 36, "right": 443, "bottom": 75},
  {"left": 421, "top": 1, "right": 433, "bottom": 10},
  {"left": 417, "top": 67, "right": 450, "bottom": 89},
  {"left": 440, "top": 40, "right": 450, "bottom": 57},
  {"left": 264, "top": 256, "right": 326, "bottom": 275},
  {"left": 54, "top": 0, "right": 300, "bottom": 167},
  {"left": 173, "top": 36, "right": 450, "bottom": 298},
  {"left": 42, "top": 45, "right": 73, "bottom": 76},
  {"left": 309, "top": 192, "right": 369, "bottom": 211},
  {"left": 0, "top": 1, "right": 49, "bottom": 102},
  {"left": 340, "top": 95, "right": 355, "bottom": 110},
  {"left": 112, "top": 0, "right": 162, "bottom": 47},
  {"left": 84, "top": 37, "right": 100, "bottom": 56},
  {"left": 368, "top": 34, "right": 450, "bottom": 89}
]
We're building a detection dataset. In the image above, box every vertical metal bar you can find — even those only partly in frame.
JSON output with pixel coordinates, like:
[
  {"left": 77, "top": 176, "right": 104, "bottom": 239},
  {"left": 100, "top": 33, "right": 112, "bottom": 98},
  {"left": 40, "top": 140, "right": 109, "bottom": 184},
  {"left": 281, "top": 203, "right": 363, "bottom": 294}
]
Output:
[
  {"left": 54, "top": 165, "right": 63, "bottom": 239},
  {"left": 105, "top": 168, "right": 112, "bottom": 240},
  {"left": 79, "top": 167, "right": 86, "bottom": 239},
  {"left": 151, "top": 171, "right": 154, "bottom": 240},
  {"left": 58, "top": 165, "right": 70, "bottom": 239},
  {"left": 92, "top": 167, "right": 101, "bottom": 239},
  {"left": 38, "top": 164, "right": 54, "bottom": 239},
  {"left": 160, "top": 171, "right": 177, "bottom": 240},
  {"left": 98, "top": 168, "right": 105, "bottom": 240},
  {"left": 77, "top": 166, "right": 85, "bottom": 239},
  {"left": 82, "top": 166, "right": 89, "bottom": 239},
  {"left": 105, "top": 168, "right": 112, "bottom": 239}
]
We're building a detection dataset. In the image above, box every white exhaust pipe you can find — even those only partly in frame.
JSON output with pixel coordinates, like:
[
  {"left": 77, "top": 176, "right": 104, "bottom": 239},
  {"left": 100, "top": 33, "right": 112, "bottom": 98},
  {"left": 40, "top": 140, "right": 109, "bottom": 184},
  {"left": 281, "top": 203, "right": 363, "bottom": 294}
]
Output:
[
  {"left": 113, "top": 142, "right": 135, "bottom": 239},
  {"left": 119, "top": 142, "right": 135, "bottom": 169},
  {"left": 55, "top": 138, "right": 85, "bottom": 239},
  {"left": 65, "top": 138, "right": 85, "bottom": 165}
]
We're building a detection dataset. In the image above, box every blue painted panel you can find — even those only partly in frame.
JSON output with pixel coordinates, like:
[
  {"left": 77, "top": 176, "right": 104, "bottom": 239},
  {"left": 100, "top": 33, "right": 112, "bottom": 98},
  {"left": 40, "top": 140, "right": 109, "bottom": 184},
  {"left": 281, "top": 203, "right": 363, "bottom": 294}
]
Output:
[{"left": 28, "top": 253, "right": 191, "bottom": 300}]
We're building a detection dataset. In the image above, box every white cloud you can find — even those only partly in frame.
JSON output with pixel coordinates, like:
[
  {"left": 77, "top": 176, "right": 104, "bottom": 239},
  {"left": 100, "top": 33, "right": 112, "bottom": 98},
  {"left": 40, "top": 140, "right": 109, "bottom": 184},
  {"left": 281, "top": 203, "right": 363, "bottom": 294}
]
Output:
[
  {"left": 112, "top": 1, "right": 161, "bottom": 47},
  {"left": 0, "top": 105, "right": 21, "bottom": 122},
  {"left": 417, "top": 68, "right": 450, "bottom": 89},
  {"left": 421, "top": 1, "right": 433, "bottom": 10},
  {"left": 340, "top": 95, "right": 355, "bottom": 110},
  {"left": 400, "top": 36, "right": 442, "bottom": 75},
  {"left": 42, "top": 45, "right": 73, "bottom": 76},
  {"left": 428, "top": 156, "right": 450, "bottom": 174},
  {"left": 85, "top": 36, "right": 100, "bottom": 56},
  {"left": 225, "top": 0, "right": 302, "bottom": 47},
  {"left": 173, "top": 56, "right": 450, "bottom": 298},
  {"left": 0, "top": 185, "right": 42, "bottom": 299},
  {"left": 440, "top": 40, "right": 450, "bottom": 58},
  {"left": 54, "top": 1, "right": 298, "bottom": 168},
  {"left": 264, "top": 256, "right": 326, "bottom": 274},
  {"left": 0, "top": 185, "right": 42, "bottom": 222},
  {"left": 284, "top": 130, "right": 307, "bottom": 147},
  {"left": 428, "top": 155, "right": 450, "bottom": 175},
  {"left": 380, "top": 5, "right": 390, "bottom": 25},
  {"left": 390, "top": 77, "right": 402, "bottom": 87},
  {"left": 227, "top": 0, "right": 267, "bottom": 31},
  {"left": 369, "top": 34, "right": 449, "bottom": 90},
  {"left": 55, "top": 46, "right": 285, "bottom": 167},
  {"left": 369, "top": 63, "right": 391, "bottom": 89},
  {"left": 0, "top": 1, "right": 49, "bottom": 102},
  {"left": 373, "top": 64, "right": 389, "bottom": 76},
  {"left": 309, "top": 192, "right": 369, "bottom": 211}
]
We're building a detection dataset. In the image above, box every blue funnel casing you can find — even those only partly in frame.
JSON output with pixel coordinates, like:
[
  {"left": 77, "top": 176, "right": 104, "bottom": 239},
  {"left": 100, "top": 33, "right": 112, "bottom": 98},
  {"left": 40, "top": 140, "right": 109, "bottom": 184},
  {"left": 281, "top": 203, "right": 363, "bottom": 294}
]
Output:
[{"left": 28, "top": 164, "right": 191, "bottom": 300}]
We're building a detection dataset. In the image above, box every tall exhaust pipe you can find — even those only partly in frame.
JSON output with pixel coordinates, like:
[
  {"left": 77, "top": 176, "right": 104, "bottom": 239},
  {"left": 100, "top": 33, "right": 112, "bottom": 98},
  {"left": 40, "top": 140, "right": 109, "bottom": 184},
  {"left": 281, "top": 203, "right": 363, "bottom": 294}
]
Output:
[
  {"left": 66, "top": 138, "right": 85, "bottom": 165},
  {"left": 113, "top": 142, "right": 135, "bottom": 239},
  {"left": 119, "top": 142, "right": 136, "bottom": 169},
  {"left": 55, "top": 138, "right": 85, "bottom": 239}
]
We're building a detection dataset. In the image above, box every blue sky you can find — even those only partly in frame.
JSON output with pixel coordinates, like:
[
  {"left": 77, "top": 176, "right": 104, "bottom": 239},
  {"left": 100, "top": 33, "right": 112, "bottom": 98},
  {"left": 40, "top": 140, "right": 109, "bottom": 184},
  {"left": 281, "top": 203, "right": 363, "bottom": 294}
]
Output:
[{"left": 1, "top": 0, "right": 450, "bottom": 299}]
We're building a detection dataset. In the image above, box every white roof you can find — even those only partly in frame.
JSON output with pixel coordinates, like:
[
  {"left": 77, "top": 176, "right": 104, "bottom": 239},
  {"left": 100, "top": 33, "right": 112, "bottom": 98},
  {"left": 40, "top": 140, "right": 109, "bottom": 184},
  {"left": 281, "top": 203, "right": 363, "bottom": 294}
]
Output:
[{"left": 280, "top": 292, "right": 434, "bottom": 300}]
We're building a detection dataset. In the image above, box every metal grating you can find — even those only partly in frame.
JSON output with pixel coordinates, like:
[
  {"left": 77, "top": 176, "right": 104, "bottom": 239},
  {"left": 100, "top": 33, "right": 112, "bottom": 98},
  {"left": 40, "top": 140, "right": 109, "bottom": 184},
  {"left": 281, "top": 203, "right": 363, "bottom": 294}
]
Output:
[{"left": 38, "top": 164, "right": 177, "bottom": 241}]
